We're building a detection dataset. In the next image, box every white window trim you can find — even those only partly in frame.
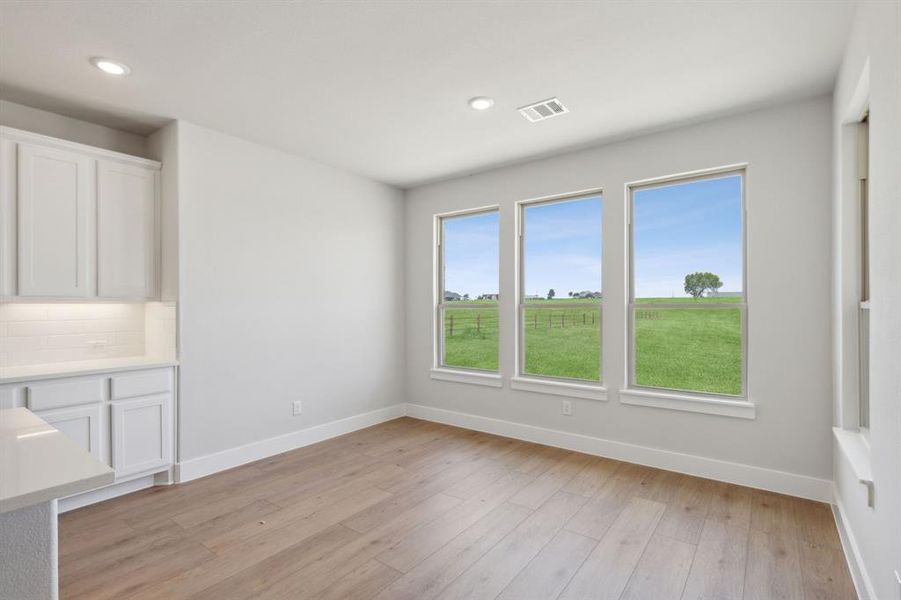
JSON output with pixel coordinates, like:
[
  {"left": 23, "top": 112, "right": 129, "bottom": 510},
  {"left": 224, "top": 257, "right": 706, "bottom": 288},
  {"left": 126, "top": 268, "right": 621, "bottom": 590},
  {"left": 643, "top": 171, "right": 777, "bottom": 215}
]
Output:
[
  {"left": 513, "top": 188, "right": 605, "bottom": 393},
  {"left": 835, "top": 63, "right": 871, "bottom": 438},
  {"left": 856, "top": 111, "right": 870, "bottom": 434},
  {"left": 833, "top": 427, "right": 874, "bottom": 507},
  {"left": 625, "top": 164, "right": 751, "bottom": 413},
  {"left": 433, "top": 205, "right": 501, "bottom": 377},
  {"left": 620, "top": 388, "right": 755, "bottom": 419},
  {"left": 430, "top": 367, "right": 503, "bottom": 388},
  {"left": 510, "top": 376, "right": 607, "bottom": 401}
]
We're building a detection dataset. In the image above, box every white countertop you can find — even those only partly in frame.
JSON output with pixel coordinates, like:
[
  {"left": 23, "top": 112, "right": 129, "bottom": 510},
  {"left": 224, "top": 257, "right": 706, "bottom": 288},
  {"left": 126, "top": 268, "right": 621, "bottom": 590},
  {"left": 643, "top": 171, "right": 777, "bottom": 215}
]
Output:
[
  {"left": 0, "top": 408, "right": 114, "bottom": 513},
  {"left": 0, "top": 356, "right": 178, "bottom": 384}
]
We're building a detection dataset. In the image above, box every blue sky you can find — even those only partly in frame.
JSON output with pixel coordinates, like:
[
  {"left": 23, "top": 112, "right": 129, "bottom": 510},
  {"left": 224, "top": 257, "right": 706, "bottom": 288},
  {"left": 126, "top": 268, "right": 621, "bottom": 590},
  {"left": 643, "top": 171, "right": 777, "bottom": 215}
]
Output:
[
  {"left": 442, "top": 175, "right": 741, "bottom": 300},
  {"left": 443, "top": 211, "right": 499, "bottom": 298},
  {"left": 634, "top": 174, "right": 742, "bottom": 298},
  {"left": 523, "top": 197, "right": 602, "bottom": 297}
]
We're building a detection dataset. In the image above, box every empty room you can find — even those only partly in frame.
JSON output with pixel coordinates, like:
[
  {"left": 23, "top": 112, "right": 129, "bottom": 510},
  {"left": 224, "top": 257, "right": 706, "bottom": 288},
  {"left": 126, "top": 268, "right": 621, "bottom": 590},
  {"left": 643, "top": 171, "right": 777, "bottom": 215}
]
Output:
[{"left": 0, "top": 1, "right": 899, "bottom": 599}]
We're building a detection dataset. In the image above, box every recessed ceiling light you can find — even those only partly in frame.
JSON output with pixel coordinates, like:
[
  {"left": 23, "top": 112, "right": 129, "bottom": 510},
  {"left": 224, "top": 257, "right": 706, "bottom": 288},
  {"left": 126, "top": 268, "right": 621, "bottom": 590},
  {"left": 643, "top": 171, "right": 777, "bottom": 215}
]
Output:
[
  {"left": 90, "top": 57, "right": 131, "bottom": 76},
  {"left": 468, "top": 96, "right": 494, "bottom": 111}
]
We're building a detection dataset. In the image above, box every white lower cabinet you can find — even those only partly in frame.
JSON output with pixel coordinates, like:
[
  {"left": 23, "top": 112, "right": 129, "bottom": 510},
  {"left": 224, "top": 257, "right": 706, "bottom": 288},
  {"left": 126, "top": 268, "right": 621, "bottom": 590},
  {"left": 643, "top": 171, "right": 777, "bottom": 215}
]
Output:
[
  {"left": 2, "top": 366, "right": 175, "bottom": 493},
  {"left": 111, "top": 394, "right": 172, "bottom": 477}
]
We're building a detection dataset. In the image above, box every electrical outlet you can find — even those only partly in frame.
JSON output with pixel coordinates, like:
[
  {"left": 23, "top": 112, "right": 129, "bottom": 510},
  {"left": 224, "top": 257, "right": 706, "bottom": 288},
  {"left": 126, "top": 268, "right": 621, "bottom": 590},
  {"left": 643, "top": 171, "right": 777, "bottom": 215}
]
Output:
[
  {"left": 292, "top": 400, "right": 303, "bottom": 416},
  {"left": 561, "top": 400, "right": 572, "bottom": 416}
]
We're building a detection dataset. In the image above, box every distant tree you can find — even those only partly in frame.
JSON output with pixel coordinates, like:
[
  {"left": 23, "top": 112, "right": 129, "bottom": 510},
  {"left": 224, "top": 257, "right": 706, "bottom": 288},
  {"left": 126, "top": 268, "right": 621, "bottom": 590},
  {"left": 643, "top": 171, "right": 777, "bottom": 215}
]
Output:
[
  {"left": 568, "top": 291, "right": 573, "bottom": 297},
  {"left": 684, "top": 272, "right": 723, "bottom": 298},
  {"left": 463, "top": 293, "right": 470, "bottom": 301},
  {"left": 547, "top": 288, "right": 556, "bottom": 300}
]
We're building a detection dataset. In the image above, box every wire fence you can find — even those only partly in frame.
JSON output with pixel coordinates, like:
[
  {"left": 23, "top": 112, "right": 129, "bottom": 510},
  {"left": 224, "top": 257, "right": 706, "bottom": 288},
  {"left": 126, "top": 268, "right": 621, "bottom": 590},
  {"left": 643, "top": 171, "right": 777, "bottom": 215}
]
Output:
[{"left": 443, "top": 307, "right": 602, "bottom": 337}]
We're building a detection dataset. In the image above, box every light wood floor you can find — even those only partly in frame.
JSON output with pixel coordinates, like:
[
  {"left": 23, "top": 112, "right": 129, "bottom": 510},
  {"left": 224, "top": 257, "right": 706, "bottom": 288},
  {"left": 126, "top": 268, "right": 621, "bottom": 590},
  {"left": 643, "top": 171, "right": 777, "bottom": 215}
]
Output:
[{"left": 59, "top": 417, "right": 855, "bottom": 600}]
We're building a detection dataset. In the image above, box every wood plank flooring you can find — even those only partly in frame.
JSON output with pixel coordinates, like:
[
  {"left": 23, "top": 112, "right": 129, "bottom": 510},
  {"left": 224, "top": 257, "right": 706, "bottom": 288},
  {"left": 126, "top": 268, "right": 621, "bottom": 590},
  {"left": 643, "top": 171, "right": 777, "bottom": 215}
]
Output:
[{"left": 58, "top": 417, "right": 856, "bottom": 600}]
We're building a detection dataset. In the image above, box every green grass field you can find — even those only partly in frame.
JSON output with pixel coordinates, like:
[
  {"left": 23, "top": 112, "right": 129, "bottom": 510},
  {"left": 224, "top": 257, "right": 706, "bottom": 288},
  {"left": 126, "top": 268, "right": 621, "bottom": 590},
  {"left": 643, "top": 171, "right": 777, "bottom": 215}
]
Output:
[{"left": 442, "top": 297, "right": 742, "bottom": 395}]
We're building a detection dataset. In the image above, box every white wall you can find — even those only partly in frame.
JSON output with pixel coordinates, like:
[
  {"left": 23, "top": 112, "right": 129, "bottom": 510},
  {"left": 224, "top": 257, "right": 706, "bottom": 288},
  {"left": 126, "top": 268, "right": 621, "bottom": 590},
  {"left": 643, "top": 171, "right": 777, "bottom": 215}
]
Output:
[
  {"left": 832, "top": 2, "right": 901, "bottom": 598},
  {"left": 0, "top": 99, "right": 147, "bottom": 157},
  {"left": 176, "top": 121, "right": 405, "bottom": 461},
  {"left": 146, "top": 121, "right": 180, "bottom": 304},
  {"left": 405, "top": 97, "right": 834, "bottom": 491}
]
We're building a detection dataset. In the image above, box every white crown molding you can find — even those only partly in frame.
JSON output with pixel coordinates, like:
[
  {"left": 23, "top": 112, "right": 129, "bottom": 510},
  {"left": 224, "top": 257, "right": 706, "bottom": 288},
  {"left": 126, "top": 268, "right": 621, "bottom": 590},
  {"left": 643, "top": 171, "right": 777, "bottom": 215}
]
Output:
[{"left": 0, "top": 126, "right": 161, "bottom": 169}]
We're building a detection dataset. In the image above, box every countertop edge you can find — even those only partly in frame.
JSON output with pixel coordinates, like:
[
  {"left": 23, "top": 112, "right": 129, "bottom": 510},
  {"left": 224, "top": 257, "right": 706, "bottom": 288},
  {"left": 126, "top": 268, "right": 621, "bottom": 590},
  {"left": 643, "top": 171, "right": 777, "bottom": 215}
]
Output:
[
  {"left": 0, "top": 360, "right": 180, "bottom": 384},
  {"left": 0, "top": 470, "right": 115, "bottom": 514},
  {"left": 0, "top": 408, "right": 117, "bottom": 514}
]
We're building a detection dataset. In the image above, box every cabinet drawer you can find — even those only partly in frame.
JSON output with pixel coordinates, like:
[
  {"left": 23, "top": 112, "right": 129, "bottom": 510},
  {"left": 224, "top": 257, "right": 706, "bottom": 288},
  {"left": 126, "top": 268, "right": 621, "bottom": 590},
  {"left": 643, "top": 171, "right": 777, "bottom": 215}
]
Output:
[
  {"left": 26, "top": 378, "right": 103, "bottom": 411},
  {"left": 111, "top": 394, "right": 171, "bottom": 477},
  {"left": 111, "top": 369, "right": 171, "bottom": 400}
]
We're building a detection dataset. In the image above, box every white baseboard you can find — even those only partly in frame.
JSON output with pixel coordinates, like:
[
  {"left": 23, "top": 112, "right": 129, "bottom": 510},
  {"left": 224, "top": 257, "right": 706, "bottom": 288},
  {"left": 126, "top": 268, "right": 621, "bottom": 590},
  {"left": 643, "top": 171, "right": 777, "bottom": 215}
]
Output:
[
  {"left": 68, "top": 401, "right": 834, "bottom": 514},
  {"left": 59, "top": 475, "right": 156, "bottom": 513},
  {"left": 405, "top": 403, "right": 833, "bottom": 502},
  {"left": 832, "top": 490, "right": 874, "bottom": 600},
  {"left": 175, "top": 403, "right": 406, "bottom": 483}
]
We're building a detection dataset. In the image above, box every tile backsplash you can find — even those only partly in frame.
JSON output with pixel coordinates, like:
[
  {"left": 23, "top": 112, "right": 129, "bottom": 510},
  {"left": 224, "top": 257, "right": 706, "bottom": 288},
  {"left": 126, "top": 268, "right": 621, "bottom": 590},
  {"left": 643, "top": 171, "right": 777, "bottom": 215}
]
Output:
[
  {"left": 0, "top": 303, "right": 146, "bottom": 367},
  {"left": 145, "top": 302, "right": 178, "bottom": 361}
]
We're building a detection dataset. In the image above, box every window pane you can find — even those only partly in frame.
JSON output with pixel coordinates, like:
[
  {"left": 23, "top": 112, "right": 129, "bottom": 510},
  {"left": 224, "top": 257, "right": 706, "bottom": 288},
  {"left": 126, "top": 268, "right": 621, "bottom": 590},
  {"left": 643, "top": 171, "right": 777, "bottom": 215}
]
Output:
[
  {"left": 521, "top": 195, "right": 602, "bottom": 381},
  {"left": 634, "top": 307, "right": 742, "bottom": 396},
  {"left": 440, "top": 210, "right": 499, "bottom": 370},
  {"left": 523, "top": 196, "right": 602, "bottom": 303},
  {"left": 443, "top": 211, "right": 499, "bottom": 304},
  {"left": 443, "top": 307, "right": 498, "bottom": 371},
  {"left": 523, "top": 305, "right": 600, "bottom": 381},
  {"left": 633, "top": 175, "right": 742, "bottom": 300}
]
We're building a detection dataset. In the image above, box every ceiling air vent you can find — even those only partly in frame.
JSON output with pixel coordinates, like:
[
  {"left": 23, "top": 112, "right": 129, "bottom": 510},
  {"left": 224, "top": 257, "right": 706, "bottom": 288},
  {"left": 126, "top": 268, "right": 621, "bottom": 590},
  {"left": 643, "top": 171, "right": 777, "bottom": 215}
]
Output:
[{"left": 518, "top": 97, "right": 568, "bottom": 123}]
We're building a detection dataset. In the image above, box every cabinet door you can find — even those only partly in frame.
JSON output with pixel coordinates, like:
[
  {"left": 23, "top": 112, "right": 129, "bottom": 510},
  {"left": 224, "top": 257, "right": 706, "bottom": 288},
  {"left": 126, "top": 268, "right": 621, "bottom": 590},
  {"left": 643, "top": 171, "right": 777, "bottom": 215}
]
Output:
[
  {"left": 37, "top": 404, "right": 104, "bottom": 462},
  {"left": 1, "top": 138, "right": 16, "bottom": 296},
  {"left": 17, "top": 143, "right": 95, "bottom": 297},
  {"left": 111, "top": 394, "right": 171, "bottom": 477},
  {"left": 97, "top": 160, "right": 158, "bottom": 298}
]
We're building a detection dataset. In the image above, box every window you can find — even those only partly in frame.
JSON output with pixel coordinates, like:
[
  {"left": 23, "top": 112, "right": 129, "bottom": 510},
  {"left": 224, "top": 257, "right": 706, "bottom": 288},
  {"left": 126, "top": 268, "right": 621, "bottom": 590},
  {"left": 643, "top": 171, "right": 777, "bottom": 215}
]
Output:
[
  {"left": 857, "top": 113, "right": 870, "bottom": 430},
  {"left": 517, "top": 193, "right": 603, "bottom": 383},
  {"left": 436, "top": 208, "right": 499, "bottom": 372},
  {"left": 629, "top": 169, "right": 746, "bottom": 397}
]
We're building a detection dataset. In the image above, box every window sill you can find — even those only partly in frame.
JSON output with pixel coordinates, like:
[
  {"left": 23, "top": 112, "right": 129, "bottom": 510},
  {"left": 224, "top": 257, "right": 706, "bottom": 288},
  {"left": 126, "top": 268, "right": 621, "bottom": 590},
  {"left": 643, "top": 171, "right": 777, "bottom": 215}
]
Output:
[
  {"left": 833, "top": 427, "right": 873, "bottom": 485},
  {"left": 430, "top": 368, "right": 503, "bottom": 388},
  {"left": 619, "top": 388, "right": 755, "bottom": 419},
  {"left": 510, "top": 376, "right": 607, "bottom": 401}
]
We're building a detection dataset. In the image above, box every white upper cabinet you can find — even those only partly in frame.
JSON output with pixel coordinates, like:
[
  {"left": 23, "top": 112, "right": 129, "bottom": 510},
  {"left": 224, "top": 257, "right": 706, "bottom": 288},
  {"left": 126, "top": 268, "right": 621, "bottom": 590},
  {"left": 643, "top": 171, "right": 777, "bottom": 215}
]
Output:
[
  {"left": 17, "top": 142, "right": 95, "bottom": 297},
  {"left": 97, "top": 160, "right": 158, "bottom": 298},
  {"left": 0, "top": 127, "right": 160, "bottom": 299}
]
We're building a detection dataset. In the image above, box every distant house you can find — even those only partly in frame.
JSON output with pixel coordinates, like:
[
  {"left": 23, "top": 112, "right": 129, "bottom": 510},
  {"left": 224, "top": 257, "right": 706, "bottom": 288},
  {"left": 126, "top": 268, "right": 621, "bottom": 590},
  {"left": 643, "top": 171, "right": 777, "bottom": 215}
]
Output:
[
  {"left": 708, "top": 290, "right": 742, "bottom": 298},
  {"left": 444, "top": 291, "right": 462, "bottom": 301},
  {"left": 525, "top": 294, "right": 542, "bottom": 300},
  {"left": 479, "top": 293, "right": 499, "bottom": 300}
]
